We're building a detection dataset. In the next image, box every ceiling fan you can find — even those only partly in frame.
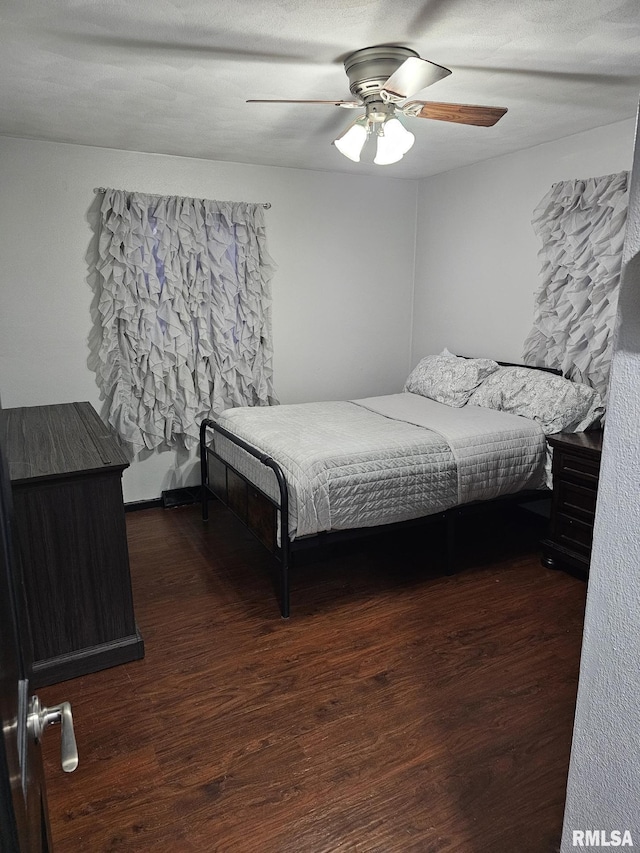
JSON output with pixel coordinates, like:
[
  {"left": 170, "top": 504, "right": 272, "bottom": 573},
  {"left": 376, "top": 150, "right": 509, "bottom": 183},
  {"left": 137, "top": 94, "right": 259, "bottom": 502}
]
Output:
[{"left": 248, "top": 45, "right": 507, "bottom": 165}]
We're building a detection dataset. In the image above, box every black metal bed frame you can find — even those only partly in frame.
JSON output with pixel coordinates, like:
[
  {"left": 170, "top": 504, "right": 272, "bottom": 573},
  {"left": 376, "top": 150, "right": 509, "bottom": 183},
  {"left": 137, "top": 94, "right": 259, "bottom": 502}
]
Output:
[
  {"left": 200, "top": 411, "right": 551, "bottom": 619},
  {"left": 200, "top": 361, "right": 561, "bottom": 617}
]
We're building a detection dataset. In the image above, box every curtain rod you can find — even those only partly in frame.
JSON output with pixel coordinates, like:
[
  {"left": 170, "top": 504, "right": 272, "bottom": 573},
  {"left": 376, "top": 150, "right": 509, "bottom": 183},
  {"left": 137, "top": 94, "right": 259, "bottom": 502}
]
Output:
[{"left": 93, "top": 187, "right": 271, "bottom": 209}]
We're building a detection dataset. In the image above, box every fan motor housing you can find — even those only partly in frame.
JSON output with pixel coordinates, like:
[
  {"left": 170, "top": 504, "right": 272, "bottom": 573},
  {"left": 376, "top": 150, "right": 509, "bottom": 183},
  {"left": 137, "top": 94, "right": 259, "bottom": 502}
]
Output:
[{"left": 343, "top": 46, "right": 419, "bottom": 101}]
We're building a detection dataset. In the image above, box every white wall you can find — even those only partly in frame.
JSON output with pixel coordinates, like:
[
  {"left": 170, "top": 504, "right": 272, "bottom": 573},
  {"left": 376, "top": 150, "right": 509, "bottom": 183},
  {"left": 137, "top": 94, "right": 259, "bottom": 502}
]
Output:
[
  {"left": 411, "top": 119, "right": 636, "bottom": 366},
  {"left": 0, "top": 137, "right": 417, "bottom": 501},
  {"left": 1, "top": 122, "right": 635, "bottom": 503},
  {"left": 561, "top": 115, "right": 640, "bottom": 849}
]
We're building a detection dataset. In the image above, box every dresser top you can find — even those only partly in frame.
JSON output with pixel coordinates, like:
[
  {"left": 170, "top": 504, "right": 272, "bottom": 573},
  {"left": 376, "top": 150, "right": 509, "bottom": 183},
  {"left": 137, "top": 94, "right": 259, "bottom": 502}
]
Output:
[{"left": 0, "top": 402, "right": 129, "bottom": 484}]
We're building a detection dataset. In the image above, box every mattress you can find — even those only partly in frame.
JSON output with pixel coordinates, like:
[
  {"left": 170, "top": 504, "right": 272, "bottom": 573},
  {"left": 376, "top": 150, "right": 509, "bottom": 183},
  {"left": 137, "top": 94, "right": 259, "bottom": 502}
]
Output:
[{"left": 210, "top": 392, "right": 547, "bottom": 540}]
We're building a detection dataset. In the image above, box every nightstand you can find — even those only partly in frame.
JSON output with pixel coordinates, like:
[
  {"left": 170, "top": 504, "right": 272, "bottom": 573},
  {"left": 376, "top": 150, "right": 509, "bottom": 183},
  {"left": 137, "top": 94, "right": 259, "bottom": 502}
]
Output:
[{"left": 541, "top": 430, "right": 603, "bottom": 575}]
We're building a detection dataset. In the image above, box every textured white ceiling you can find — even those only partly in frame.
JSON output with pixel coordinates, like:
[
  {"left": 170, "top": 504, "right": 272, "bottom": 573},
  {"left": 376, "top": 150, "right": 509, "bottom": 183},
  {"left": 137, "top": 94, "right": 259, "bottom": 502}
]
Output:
[{"left": 1, "top": 0, "right": 639, "bottom": 179}]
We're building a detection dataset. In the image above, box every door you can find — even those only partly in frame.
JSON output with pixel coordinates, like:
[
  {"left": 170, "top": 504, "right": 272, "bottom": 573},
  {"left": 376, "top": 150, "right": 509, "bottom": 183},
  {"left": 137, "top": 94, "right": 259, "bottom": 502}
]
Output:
[{"left": 0, "top": 438, "right": 78, "bottom": 852}]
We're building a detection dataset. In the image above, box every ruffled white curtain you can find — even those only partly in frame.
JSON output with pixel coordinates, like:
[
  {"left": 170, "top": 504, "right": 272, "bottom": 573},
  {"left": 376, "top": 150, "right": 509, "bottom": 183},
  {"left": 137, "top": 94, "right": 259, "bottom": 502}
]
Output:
[
  {"left": 522, "top": 171, "right": 629, "bottom": 400},
  {"left": 95, "top": 189, "right": 278, "bottom": 452}
]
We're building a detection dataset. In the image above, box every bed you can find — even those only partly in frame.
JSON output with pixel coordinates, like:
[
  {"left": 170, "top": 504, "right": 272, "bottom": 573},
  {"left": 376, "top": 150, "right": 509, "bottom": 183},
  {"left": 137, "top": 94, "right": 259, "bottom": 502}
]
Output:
[{"left": 199, "top": 354, "right": 604, "bottom": 617}]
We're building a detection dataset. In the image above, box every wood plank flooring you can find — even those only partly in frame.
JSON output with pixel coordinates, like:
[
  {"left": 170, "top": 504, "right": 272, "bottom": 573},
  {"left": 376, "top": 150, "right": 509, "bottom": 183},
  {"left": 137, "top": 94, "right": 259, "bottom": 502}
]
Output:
[{"left": 40, "top": 501, "right": 587, "bottom": 853}]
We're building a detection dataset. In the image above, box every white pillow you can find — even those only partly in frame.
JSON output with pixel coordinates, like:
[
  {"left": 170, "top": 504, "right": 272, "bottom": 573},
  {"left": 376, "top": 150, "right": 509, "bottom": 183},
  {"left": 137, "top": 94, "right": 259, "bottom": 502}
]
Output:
[
  {"left": 468, "top": 366, "right": 604, "bottom": 433},
  {"left": 404, "top": 354, "right": 500, "bottom": 408}
]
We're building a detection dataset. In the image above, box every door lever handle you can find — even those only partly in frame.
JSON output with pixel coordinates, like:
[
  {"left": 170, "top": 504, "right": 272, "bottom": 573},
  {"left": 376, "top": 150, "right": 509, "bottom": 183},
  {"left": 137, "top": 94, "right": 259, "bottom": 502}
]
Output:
[{"left": 29, "top": 695, "right": 79, "bottom": 772}]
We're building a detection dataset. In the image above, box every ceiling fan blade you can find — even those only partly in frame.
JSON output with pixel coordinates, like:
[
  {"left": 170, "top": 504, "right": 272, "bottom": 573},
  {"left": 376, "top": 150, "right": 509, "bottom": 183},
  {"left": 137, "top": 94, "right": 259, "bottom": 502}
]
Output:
[
  {"left": 247, "top": 99, "right": 361, "bottom": 108},
  {"left": 404, "top": 101, "right": 508, "bottom": 126},
  {"left": 381, "top": 57, "right": 451, "bottom": 100}
]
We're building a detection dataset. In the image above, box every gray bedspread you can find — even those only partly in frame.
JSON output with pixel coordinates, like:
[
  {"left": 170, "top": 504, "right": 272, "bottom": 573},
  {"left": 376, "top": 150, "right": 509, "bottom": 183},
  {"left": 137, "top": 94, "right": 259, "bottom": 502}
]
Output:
[{"left": 212, "top": 393, "right": 547, "bottom": 540}]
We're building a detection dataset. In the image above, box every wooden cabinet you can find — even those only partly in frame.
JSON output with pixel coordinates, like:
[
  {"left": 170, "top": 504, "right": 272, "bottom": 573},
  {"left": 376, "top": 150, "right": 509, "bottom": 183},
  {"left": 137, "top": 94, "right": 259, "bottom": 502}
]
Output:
[
  {"left": 541, "top": 430, "right": 603, "bottom": 575},
  {"left": 0, "top": 402, "right": 144, "bottom": 686}
]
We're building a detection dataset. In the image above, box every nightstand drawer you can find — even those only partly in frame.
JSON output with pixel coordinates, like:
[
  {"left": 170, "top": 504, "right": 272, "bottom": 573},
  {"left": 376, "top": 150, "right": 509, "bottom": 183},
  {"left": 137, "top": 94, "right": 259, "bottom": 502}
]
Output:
[
  {"left": 556, "top": 513, "right": 594, "bottom": 554},
  {"left": 542, "top": 430, "right": 603, "bottom": 575},
  {"left": 556, "top": 479, "right": 598, "bottom": 519},
  {"left": 556, "top": 451, "right": 600, "bottom": 484}
]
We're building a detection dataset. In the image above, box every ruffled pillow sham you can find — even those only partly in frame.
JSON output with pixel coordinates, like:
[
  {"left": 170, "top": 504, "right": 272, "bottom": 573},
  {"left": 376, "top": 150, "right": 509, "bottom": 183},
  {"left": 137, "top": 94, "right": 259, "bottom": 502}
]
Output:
[
  {"left": 404, "top": 354, "right": 500, "bottom": 408},
  {"left": 467, "top": 366, "right": 604, "bottom": 433}
]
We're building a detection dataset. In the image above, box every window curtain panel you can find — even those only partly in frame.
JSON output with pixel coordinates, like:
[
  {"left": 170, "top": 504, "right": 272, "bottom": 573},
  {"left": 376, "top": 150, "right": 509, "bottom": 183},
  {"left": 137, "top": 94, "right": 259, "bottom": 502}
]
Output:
[
  {"left": 522, "top": 171, "right": 629, "bottom": 400},
  {"left": 95, "top": 189, "right": 278, "bottom": 452}
]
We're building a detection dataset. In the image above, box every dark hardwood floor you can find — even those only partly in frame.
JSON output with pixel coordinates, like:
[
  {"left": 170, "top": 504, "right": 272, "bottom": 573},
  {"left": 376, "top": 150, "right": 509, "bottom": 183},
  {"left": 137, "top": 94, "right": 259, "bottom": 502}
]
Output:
[{"left": 40, "top": 500, "right": 586, "bottom": 853}]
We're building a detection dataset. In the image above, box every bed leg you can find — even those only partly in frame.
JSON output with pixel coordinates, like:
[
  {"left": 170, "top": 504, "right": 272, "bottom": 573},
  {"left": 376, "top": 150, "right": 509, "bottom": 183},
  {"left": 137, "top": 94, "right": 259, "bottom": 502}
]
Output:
[
  {"left": 280, "top": 557, "right": 290, "bottom": 619},
  {"left": 200, "top": 420, "right": 211, "bottom": 522},
  {"left": 275, "top": 474, "right": 291, "bottom": 618}
]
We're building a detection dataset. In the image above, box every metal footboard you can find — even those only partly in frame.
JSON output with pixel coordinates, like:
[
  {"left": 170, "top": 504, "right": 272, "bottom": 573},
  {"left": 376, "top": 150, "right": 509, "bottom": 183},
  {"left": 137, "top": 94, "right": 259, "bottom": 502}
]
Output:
[{"left": 199, "top": 418, "right": 292, "bottom": 618}]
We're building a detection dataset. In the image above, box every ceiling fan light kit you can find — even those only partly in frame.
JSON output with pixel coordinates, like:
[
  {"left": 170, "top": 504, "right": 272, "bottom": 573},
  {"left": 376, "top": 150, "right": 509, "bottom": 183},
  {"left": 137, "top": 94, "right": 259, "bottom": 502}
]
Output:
[
  {"left": 248, "top": 45, "right": 507, "bottom": 167},
  {"left": 333, "top": 107, "right": 415, "bottom": 165}
]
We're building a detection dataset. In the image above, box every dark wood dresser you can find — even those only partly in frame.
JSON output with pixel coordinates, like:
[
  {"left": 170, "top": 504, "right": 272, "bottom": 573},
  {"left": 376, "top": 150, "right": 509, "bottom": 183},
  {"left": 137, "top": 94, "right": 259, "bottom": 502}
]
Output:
[
  {"left": 541, "top": 430, "right": 603, "bottom": 575},
  {"left": 0, "top": 402, "right": 144, "bottom": 686}
]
